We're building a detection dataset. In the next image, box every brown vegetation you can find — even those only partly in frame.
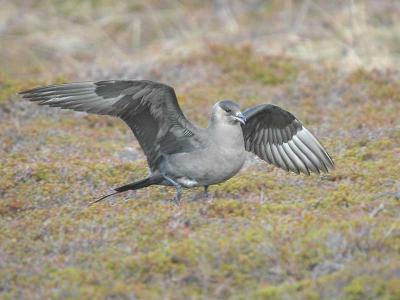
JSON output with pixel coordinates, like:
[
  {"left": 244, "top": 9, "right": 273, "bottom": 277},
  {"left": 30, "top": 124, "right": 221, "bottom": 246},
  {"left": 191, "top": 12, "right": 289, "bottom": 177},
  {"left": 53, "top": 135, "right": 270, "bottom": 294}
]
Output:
[{"left": 1, "top": 1, "right": 399, "bottom": 299}]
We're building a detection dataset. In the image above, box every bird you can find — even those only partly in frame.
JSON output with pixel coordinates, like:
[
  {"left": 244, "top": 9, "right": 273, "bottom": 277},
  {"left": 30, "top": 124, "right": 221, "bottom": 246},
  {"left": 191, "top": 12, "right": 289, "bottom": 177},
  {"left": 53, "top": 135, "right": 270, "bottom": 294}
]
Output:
[{"left": 20, "top": 80, "right": 334, "bottom": 204}]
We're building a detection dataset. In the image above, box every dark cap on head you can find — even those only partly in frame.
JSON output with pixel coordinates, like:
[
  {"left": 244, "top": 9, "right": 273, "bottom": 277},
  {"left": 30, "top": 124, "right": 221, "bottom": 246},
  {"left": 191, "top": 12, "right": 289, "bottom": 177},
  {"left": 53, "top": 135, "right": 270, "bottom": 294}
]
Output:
[{"left": 218, "top": 100, "right": 240, "bottom": 113}]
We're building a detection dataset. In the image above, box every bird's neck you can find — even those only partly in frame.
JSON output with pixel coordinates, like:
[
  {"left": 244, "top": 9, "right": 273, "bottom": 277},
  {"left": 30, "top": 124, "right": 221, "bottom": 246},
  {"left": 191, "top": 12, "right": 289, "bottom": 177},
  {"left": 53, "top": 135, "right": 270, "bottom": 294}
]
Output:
[{"left": 208, "top": 120, "right": 244, "bottom": 149}]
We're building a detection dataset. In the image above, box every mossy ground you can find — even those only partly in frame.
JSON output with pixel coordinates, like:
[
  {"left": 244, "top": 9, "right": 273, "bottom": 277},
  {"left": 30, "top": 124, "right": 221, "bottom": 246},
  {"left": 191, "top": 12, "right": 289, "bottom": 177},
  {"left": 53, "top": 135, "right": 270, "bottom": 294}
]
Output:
[{"left": 1, "top": 1, "right": 400, "bottom": 299}]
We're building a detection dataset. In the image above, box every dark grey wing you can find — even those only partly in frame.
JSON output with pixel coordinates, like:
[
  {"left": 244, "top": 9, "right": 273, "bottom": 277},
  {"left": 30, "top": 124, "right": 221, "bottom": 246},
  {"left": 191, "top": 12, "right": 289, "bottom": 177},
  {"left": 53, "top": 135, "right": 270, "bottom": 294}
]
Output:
[
  {"left": 20, "top": 80, "right": 201, "bottom": 171},
  {"left": 242, "top": 104, "right": 334, "bottom": 175}
]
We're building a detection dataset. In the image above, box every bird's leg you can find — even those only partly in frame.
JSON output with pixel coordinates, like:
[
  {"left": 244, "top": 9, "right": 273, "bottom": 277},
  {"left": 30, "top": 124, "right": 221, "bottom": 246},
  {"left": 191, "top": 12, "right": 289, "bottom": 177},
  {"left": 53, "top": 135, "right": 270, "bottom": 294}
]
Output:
[
  {"left": 204, "top": 185, "right": 209, "bottom": 199},
  {"left": 162, "top": 174, "right": 182, "bottom": 204}
]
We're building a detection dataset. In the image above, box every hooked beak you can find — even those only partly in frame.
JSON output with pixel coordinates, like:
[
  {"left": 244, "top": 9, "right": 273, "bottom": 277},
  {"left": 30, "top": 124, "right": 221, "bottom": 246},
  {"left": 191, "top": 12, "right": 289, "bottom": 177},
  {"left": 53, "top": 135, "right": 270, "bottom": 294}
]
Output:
[{"left": 232, "top": 111, "right": 247, "bottom": 125}]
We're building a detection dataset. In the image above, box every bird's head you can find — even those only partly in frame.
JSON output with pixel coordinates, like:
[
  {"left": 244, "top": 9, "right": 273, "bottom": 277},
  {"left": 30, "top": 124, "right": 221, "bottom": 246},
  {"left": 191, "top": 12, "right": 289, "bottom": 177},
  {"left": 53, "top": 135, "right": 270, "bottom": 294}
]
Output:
[{"left": 213, "top": 100, "right": 246, "bottom": 125}]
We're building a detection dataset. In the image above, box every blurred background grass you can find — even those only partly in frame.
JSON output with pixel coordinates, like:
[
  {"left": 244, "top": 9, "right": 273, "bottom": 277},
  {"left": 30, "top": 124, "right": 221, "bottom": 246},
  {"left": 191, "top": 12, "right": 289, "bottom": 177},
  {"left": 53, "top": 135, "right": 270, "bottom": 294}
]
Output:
[
  {"left": 1, "top": 1, "right": 399, "bottom": 299},
  {"left": 2, "top": 0, "right": 400, "bottom": 81}
]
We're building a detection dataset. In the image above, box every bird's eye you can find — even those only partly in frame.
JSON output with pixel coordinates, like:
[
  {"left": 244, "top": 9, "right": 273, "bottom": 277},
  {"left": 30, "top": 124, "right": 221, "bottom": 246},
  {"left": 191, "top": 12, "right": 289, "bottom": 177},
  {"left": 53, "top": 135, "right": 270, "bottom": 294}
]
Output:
[{"left": 225, "top": 108, "right": 231, "bottom": 113}]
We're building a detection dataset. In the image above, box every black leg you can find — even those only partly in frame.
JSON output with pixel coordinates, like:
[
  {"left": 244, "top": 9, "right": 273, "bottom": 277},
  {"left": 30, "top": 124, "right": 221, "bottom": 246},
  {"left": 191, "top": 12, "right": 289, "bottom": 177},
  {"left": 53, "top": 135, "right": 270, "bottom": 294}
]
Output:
[
  {"left": 204, "top": 185, "right": 209, "bottom": 199},
  {"left": 162, "top": 174, "right": 182, "bottom": 203}
]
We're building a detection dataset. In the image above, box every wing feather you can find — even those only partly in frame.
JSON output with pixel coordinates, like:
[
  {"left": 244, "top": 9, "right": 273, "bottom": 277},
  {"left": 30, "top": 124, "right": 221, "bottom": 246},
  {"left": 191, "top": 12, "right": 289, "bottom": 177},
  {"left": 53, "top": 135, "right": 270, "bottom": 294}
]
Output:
[
  {"left": 265, "top": 143, "right": 276, "bottom": 165},
  {"left": 280, "top": 144, "right": 300, "bottom": 174},
  {"left": 242, "top": 104, "right": 334, "bottom": 175},
  {"left": 289, "top": 139, "right": 319, "bottom": 173},
  {"left": 276, "top": 144, "right": 293, "bottom": 172},
  {"left": 282, "top": 143, "right": 308, "bottom": 175},
  {"left": 20, "top": 80, "right": 201, "bottom": 171}
]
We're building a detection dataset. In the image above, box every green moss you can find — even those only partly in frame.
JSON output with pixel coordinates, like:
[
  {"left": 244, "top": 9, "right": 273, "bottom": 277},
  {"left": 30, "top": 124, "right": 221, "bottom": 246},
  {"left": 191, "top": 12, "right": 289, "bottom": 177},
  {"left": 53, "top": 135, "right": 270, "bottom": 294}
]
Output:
[
  {"left": 252, "top": 280, "right": 320, "bottom": 300},
  {"left": 204, "top": 199, "right": 253, "bottom": 218},
  {"left": 0, "top": 78, "right": 27, "bottom": 104},
  {"left": 348, "top": 69, "right": 400, "bottom": 102},
  {"left": 253, "top": 285, "right": 281, "bottom": 299},
  {"left": 1, "top": 37, "right": 400, "bottom": 300},
  {"left": 344, "top": 276, "right": 400, "bottom": 300},
  {"left": 209, "top": 44, "right": 299, "bottom": 85}
]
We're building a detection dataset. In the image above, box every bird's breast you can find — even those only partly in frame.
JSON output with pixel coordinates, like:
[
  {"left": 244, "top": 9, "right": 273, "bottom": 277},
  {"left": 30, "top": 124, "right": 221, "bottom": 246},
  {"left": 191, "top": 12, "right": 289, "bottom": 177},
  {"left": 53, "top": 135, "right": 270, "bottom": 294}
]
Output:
[{"left": 162, "top": 124, "right": 246, "bottom": 186}]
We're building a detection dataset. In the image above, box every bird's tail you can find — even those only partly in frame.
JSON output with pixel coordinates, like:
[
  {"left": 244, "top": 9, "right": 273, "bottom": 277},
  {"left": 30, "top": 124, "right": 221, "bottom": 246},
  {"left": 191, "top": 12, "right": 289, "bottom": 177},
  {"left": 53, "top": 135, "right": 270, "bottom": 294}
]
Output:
[{"left": 88, "top": 175, "right": 163, "bottom": 206}]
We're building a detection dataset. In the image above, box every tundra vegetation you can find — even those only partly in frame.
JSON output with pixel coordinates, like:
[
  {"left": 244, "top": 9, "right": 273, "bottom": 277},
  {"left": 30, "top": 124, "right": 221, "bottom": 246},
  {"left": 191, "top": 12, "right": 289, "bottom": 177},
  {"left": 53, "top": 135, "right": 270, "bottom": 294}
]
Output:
[{"left": 0, "top": 1, "right": 399, "bottom": 299}]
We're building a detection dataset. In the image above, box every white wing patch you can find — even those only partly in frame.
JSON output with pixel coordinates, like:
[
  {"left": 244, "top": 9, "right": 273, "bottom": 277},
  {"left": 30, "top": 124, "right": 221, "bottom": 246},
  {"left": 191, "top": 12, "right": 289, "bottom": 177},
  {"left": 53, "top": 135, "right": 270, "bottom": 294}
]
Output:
[{"left": 256, "top": 127, "right": 334, "bottom": 175}]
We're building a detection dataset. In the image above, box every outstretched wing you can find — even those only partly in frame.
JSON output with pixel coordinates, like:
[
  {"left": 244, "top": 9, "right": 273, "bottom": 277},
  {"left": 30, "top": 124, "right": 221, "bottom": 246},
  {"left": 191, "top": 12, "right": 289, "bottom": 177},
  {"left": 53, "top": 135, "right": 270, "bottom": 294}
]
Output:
[
  {"left": 20, "top": 80, "right": 200, "bottom": 171},
  {"left": 242, "top": 104, "right": 334, "bottom": 175}
]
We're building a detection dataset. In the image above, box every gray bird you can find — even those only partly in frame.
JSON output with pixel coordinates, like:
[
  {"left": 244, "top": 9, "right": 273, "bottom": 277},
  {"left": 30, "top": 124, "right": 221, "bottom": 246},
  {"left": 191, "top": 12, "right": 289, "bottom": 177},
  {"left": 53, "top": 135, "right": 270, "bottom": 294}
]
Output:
[{"left": 20, "top": 80, "right": 334, "bottom": 204}]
